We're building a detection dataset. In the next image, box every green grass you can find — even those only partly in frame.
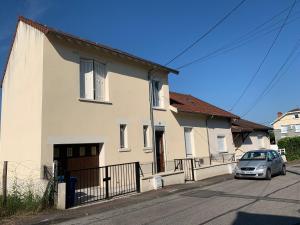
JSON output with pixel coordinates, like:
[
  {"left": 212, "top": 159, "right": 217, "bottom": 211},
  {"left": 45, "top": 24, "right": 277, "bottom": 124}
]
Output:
[{"left": 0, "top": 181, "right": 46, "bottom": 218}]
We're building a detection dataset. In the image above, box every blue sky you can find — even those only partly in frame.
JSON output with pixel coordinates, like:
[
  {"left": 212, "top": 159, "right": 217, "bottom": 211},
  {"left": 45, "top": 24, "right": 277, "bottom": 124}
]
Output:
[{"left": 1, "top": 0, "right": 300, "bottom": 125}]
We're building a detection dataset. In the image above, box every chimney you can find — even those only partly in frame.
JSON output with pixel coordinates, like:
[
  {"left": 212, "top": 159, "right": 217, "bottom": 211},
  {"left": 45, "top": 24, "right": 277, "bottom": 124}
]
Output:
[{"left": 277, "top": 112, "right": 283, "bottom": 118}]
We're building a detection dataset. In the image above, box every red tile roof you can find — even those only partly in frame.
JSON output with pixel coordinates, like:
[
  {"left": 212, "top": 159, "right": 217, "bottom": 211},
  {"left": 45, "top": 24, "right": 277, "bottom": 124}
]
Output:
[
  {"left": 232, "top": 119, "right": 272, "bottom": 133},
  {"left": 2, "top": 16, "right": 178, "bottom": 86},
  {"left": 170, "top": 92, "right": 239, "bottom": 119}
]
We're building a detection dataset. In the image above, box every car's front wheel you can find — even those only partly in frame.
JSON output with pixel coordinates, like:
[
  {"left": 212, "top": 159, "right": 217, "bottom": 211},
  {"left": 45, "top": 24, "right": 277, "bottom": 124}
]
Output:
[
  {"left": 265, "top": 169, "right": 272, "bottom": 180},
  {"left": 281, "top": 165, "right": 286, "bottom": 175}
]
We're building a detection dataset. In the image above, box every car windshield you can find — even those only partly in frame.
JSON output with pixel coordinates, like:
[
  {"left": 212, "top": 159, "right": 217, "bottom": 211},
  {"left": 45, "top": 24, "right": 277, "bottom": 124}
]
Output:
[{"left": 241, "top": 151, "right": 267, "bottom": 160}]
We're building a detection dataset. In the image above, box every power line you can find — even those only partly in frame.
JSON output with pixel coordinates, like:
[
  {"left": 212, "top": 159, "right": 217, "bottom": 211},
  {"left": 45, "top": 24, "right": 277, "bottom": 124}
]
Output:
[
  {"left": 229, "top": 0, "right": 297, "bottom": 111},
  {"left": 241, "top": 43, "right": 300, "bottom": 117},
  {"left": 176, "top": 8, "right": 300, "bottom": 70},
  {"left": 164, "top": 0, "right": 247, "bottom": 66}
]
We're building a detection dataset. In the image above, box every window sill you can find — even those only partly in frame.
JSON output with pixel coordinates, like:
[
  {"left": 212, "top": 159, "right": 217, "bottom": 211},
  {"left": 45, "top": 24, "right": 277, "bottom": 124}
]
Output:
[
  {"left": 143, "top": 147, "right": 152, "bottom": 153},
  {"left": 118, "top": 148, "right": 131, "bottom": 152},
  {"left": 153, "top": 107, "right": 167, "bottom": 111},
  {"left": 79, "top": 98, "right": 112, "bottom": 105}
]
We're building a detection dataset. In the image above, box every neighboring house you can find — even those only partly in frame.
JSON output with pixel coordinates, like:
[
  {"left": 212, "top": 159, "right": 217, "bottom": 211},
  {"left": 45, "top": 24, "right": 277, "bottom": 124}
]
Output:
[
  {"left": 272, "top": 108, "right": 300, "bottom": 142},
  {"left": 232, "top": 119, "right": 272, "bottom": 159},
  {"left": 0, "top": 17, "right": 183, "bottom": 192},
  {"left": 169, "top": 92, "right": 239, "bottom": 164}
]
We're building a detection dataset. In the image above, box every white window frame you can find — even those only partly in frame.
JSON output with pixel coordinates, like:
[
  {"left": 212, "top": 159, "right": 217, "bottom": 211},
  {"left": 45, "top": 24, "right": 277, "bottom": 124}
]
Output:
[
  {"left": 143, "top": 125, "right": 151, "bottom": 148},
  {"left": 281, "top": 125, "right": 288, "bottom": 134},
  {"left": 120, "top": 124, "right": 128, "bottom": 150},
  {"left": 80, "top": 58, "right": 107, "bottom": 102},
  {"left": 295, "top": 124, "right": 300, "bottom": 132},
  {"left": 151, "top": 80, "right": 164, "bottom": 108},
  {"left": 184, "top": 127, "right": 194, "bottom": 158},
  {"left": 217, "top": 135, "right": 227, "bottom": 153}
]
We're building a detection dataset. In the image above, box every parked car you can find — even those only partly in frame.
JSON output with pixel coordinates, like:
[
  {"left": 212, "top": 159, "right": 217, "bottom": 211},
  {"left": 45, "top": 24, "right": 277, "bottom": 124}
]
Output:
[{"left": 234, "top": 150, "right": 286, "bottom": 180}]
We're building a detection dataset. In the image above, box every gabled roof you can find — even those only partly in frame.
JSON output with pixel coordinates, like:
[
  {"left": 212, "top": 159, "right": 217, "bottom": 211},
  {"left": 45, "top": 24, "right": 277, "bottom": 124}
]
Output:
[
  {"left": 169, "top": 92, "right": 239, "bottom": 119},
  {"left": 2, "top": 16, "right": 179, "bottom": 86},
  {"left": 271, "top": 108, "right": 300, "bottom": 125},
  {"left": 232, "top": 119, "right": 272, "bottom": 133}
]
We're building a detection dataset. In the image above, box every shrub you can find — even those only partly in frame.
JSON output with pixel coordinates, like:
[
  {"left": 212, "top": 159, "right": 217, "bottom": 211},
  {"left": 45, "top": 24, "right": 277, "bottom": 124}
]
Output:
[
  {"left": 0, "top": 180, "right": 43, "bottom": 218},
  {"left": 277, "top": 136, "right": 300, "bottom": 161}
]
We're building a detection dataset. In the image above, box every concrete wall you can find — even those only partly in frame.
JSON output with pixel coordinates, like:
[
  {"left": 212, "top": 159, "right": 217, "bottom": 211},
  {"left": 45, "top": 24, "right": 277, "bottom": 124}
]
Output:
[
  {"left": 0, "top": 21, "right": 46, "bottom": 191},
  {"left": 235, "top": 131, "right": 270, "bottom": 159},
  {"left": 141, "top": 171, "right": 185, "bottom": 192},
  {"left": 207, "top": 118, "right": 235, "bottom": 155},
  {"left": 194, "top": 163, "right": 236, "bottom": 181}
]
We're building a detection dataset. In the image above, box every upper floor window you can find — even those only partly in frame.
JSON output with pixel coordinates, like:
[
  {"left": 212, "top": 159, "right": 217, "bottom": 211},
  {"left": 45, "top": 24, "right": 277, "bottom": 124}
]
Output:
[
  {"left": 80, "top": 59, "right": 107, "bottom": 101},
  {"left": 217, "top": 135, "right": 227, "bottom": 153},
  {"left": 281, "top": 125, "right": 288, "bottom": 134},
  {"left": 295, "top": 114, "right": 299, "bottom": 119},
  {"left": 295, "top": 124, "right": 300, "bottom": 132},
  {"left": 152, "top": 80, "right": 163, "bottom": 108}
]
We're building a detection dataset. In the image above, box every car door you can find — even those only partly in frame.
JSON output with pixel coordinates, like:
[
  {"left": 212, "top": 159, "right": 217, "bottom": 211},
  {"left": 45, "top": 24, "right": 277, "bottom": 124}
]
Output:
[
  {"left": 267, "top": 151, "right": 276, "bottom": 174},
  {"left": 272, "top": 150, "right": 283, "bottom": 173}
]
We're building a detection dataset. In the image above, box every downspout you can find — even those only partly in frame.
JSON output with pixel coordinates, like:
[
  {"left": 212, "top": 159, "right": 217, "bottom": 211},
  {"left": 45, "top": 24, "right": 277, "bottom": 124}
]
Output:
[
  {"left": 148, "top": 69, "right": 157, "bottom": 174},
  {"left": 205, "top": 116, "right": 212, "bottom": 165}
]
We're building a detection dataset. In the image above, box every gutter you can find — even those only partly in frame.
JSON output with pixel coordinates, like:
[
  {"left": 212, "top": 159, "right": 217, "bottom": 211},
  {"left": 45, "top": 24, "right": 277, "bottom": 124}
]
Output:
[{"left": 148, "top": 69, "right": 157, "bottom": 174}]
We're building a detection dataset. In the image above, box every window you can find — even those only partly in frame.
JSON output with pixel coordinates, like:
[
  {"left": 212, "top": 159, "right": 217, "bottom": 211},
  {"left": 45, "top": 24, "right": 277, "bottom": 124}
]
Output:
[
  {"left": 120, "top": 124, "right": 128, "bottom": 149},
  {"left": 295, "top": 125, "right": 300, "bottom": 132},
  {"left": 54, "top": 147, "right": 59, "bottom": 158},
  {"left": 79, "top": 146, "right": 86, "bottom": 156},
  {"left": 184, "top": 127, "right": 193, "bottom": 158},
  {"left": 258, "top": 135, "right": 264, "bottom": 148},
  {"left": 67, "top": 147, "right": 73, "bottom": 157},
  {"left": 295, "top": 114, "right": 299, "bottom": 119},
  {"left": 91, "top": 146, "right": 97, "bottom": 156},
  {"left": 143, "top": 125, "right": 150, "bottom": 148},
  {"left": 217, "top": 136, "right": 227, "bottom": 153},
  {"left": 152, "top": 80, "right": 163, "bottom": 107},
  {"left": 281, "top": 125, "right": 288, "bottom": 134},
  {"left": 80, "top": 59, "right": 106, "bottom": 101}
]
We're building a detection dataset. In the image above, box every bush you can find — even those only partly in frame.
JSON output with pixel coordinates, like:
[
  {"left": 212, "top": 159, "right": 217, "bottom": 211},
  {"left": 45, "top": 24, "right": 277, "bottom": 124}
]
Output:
[
  {"left": 0, "top": 180, "right": 43, "bottom": 218},
  {"left": 277, "top": 136, "right": 300, "bottom": 161}
]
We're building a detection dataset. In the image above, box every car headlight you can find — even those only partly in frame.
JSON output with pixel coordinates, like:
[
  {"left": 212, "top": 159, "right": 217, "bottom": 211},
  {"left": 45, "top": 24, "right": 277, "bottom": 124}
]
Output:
[{"left": 257, "top": 165, "right": 267, "bottom": 169}]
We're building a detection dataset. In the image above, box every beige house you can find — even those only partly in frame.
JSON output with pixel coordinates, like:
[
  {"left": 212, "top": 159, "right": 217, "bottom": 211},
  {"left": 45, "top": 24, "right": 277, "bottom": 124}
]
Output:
[
  {"left": 232, "top": 119, "right": 271, "bottom": 159},
  {"left": 272, "top": 109, "right": 300, "bottom": 142},
  {"left": 169, "top": 92, "right": 239, "bottom": 164}
]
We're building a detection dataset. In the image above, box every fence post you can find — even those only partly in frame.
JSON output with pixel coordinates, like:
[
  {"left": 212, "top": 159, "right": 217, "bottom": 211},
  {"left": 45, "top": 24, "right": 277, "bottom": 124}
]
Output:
[
  {"left": 2, "top": 161, "right": 7, "bottom": 206},
  {"left": 135, "top": 162, "right": 141, "bottom": 193},
  {"left": 190, "top": 159, "right": 195, "bottom": 181},
  {"left": 104, "top": 166, "right": 110, "bottom": 199}
]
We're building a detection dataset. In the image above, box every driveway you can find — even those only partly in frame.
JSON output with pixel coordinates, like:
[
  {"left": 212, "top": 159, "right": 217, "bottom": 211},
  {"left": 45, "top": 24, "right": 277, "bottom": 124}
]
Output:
[{"left": 9, "top": 167, "right": 300, "bottom": 225}]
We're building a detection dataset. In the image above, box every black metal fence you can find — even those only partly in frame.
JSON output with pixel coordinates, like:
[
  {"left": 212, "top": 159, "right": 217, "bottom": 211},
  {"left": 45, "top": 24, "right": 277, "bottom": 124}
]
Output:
[
  {"left": 174, "top": 158, "right": 195, "bottom": 181},
  {"left": 63, "top": 162, "right": 140, "bottom": 208}
]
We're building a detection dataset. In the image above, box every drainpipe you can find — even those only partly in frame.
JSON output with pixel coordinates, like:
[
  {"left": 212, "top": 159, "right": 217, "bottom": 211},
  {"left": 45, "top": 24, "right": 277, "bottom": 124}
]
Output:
[
  {"left": 205, "top": 116, "right": 212, "bottom": 165},
  {"left": 148, "top": 69, "right": 157, "bottom": 174}
]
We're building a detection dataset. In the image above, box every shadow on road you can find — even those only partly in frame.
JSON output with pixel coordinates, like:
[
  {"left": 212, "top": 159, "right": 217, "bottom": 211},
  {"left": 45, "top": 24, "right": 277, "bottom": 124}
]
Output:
[{"left": 232, "top": 211, "right": 300, "bottom": 225}]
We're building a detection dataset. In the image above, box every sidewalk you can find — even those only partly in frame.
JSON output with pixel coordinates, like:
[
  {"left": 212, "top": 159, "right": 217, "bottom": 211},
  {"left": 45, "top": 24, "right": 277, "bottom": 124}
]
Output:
[
  {"left": 2, "top": 174, "right": 233, "bottom": 225},
  {"left": 286, "top": 163, "right": 300, "bottom": 175}
]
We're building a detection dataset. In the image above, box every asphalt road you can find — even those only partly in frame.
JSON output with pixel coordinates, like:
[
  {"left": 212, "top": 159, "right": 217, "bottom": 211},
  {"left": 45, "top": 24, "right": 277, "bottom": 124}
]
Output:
[{"left": 52, "top": 169, "right": 300, "bottom": 225}]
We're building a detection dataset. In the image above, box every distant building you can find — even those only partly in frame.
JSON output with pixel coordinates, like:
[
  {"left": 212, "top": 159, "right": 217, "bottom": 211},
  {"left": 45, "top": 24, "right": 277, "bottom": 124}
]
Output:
[{"left": 272, "top": 108, "right": 300, "bottom": 142}]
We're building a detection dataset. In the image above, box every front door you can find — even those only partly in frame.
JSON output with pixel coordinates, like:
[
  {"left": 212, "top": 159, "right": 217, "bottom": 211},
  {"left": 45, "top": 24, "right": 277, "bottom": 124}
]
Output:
[{"left": 155, "top": 130, "right": 165, "bottom": 173}]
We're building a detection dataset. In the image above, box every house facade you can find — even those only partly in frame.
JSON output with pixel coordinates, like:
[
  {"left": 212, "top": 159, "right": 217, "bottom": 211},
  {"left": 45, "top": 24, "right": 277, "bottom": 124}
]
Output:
[
  {"left": 170, "top": 92, "right": 239, "bottom": 164},
  {"left": 272, "top": 109, "right": 300, "bottom": 142},
  {"left": 232, "top": 119, "right": 271, "bottom": 159}
]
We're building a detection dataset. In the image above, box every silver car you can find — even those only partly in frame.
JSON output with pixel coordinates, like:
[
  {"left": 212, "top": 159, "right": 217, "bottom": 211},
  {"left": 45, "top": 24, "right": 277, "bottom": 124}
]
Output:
[{"left": 234, "top": 150, "right": 286, "bottom": 180}]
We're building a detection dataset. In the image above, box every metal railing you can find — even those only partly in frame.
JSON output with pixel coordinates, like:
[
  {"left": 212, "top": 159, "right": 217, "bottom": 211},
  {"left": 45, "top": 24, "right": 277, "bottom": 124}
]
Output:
[
  {"left": 62, "top": 162, "right": 140, "bottom": 208},
  {"left": 174, "top": 158, "right": 195, "bottom": 181}
]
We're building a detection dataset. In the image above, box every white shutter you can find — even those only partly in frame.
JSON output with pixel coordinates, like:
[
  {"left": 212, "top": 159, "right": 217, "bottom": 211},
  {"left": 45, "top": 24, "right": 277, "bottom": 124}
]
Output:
[
  {"left": 217, "top": 136, "right": 226, "bottom": 152},
  {"left": 80, "top": 59, "right": 94, "bottom": 99},
  {"left": 94, "top": 61, "right": 106, "bottom": 101},
  {"left": 184, "top": 128, "right": 193, "bottom": 157}
]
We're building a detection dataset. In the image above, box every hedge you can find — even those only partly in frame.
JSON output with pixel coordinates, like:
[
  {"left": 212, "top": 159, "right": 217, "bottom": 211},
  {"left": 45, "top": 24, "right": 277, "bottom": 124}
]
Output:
[{"left": 277, "top": 136, "right": 300, "bottom": 161}]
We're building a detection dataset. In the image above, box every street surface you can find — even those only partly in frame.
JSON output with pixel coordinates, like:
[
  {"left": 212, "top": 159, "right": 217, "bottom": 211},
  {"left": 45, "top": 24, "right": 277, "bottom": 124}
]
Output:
[{"left": 12, "top": 165, "right": 300, "bottom": 225}]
